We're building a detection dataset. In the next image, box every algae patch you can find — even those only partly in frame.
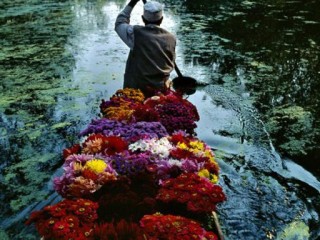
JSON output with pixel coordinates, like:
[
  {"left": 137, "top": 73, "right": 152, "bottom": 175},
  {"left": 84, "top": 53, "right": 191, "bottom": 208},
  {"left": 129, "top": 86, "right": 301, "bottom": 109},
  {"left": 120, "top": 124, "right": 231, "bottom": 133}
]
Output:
[
  {"left": 266, "top": 105, "right": 316, "bottom": 157},
  {"left": 0, "top": 0, "right": 77, "bottom": 229},
  {"left": 276, "top": 221, "right": 310, "bottom": 240},
  {"left": 0, "top": 229, "right": 9, "bottom": 240},
  {"left": 51, "top": 122, "right": 72, "bottom": 130}
]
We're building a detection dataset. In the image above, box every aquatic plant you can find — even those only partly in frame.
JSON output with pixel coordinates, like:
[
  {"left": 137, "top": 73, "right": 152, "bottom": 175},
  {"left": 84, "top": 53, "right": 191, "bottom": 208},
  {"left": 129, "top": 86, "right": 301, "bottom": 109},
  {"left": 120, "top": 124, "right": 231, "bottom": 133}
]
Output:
[{"left": 0, "top": 0, "right": 78, "bottom": 222}]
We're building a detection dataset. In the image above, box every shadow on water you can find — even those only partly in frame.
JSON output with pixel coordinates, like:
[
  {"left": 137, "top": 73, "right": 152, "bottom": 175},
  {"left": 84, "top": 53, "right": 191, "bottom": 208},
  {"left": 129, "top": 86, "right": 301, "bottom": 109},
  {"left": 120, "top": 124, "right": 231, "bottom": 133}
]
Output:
[{"left": 1, "top": 0, "right": 320, "bottom": 239}]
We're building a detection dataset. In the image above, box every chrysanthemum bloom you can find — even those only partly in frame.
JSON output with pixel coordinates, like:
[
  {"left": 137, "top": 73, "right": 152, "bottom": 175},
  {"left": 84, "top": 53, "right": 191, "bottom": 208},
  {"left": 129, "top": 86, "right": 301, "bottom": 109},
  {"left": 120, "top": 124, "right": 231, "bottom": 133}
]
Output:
[
  {"left": 140, "top": 213, "right": 218, "bottom": 240},
  {"left": 157, "top": 173, "right": 226, "bottom": 213},
  {"left": 111, "top": 151, "right": 152, "bottom": 176},
  {"left": 81, "top": 134, "right": 128, "bottom": 155},
  {"left": 63, "top": 144, "right": 81, "bottom": 159},
  {"left": 143, "top": 91, "right": 199, "bottom": 134},
  {"left": 84, "top": 159, "right": 108, "bottom": 174},
  {"left": 26, "top": 199, "right": 98, "bottom": 240},
  {"left": 131, "top": 105, "right": 160, "bottom": 122},
  {"left": 173, "top": 138, "right": 220, "bottom": 183},
  {"left": 54, "top": 155, "right": 117, "bottom": 198},
  {"left": 112, "top": 88, "right": 145, "bottom": 103},
  {"left": 129, "top": 137, "right": 173, "bottom": 158},
  {"left": 79, "top": 118, "right": 168, "bottom": 143},
  {"left": 93, "top": 220, "right": 145, "bottom": 240},
  {"left": 100, "top": 88, "right": 145, "bottom": 121}
]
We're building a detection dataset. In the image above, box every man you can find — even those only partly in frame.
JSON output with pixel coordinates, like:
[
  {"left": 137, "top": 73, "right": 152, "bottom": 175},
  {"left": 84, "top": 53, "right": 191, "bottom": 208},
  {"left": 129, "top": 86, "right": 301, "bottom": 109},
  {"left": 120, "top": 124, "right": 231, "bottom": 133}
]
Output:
[{"left": 115, "top": 0, "right": 176, "bottom": 96}]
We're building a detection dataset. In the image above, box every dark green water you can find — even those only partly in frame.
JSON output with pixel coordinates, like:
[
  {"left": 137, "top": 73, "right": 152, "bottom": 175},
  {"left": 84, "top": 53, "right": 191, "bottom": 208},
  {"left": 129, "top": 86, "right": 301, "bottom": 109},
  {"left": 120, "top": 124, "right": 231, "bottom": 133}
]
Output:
[
  {"left": 0, "top": 0, "right": 319, "bottom": 239},
  {"left": 167, "top": 0, "right": 320, "bottom": 171}
]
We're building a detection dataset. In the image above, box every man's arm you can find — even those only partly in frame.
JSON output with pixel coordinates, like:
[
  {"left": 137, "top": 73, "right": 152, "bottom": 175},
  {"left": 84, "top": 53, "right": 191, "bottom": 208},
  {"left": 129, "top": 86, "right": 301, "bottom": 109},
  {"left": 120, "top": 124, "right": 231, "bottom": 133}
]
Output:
[{"left": 115, "top": 0, "right": 140, "bottom": 50}]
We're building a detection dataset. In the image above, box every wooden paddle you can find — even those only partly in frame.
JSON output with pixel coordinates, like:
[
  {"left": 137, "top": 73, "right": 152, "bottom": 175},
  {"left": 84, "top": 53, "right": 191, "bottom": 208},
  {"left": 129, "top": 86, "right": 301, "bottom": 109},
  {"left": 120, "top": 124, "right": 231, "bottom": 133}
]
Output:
[{"left": 172, "top": 62, "right": 198, "bottom": 95}]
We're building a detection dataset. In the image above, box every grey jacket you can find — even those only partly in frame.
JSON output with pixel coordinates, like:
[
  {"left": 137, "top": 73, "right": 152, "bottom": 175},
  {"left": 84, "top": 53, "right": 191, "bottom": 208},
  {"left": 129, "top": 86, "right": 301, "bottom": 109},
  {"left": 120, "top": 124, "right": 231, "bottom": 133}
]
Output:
[{"left": 115, "top": 5, "right": 176, "bottom": 94}]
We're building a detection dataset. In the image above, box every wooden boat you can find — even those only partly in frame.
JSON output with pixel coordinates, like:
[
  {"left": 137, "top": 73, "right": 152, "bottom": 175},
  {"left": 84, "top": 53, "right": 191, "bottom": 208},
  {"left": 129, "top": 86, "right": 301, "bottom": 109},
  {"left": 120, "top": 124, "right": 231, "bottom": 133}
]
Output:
[{"left": 26, "top": 88, "right": 226, "bottom": 239}]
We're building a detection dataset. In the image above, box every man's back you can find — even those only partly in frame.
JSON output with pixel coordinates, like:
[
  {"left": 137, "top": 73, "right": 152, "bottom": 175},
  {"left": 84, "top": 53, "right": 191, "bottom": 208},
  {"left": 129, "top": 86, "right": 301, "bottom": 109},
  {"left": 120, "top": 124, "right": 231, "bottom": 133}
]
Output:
[
  {"left": 115, "top": 0, "right": 176, "bottom": 95},
  {"left": 124, "top": 25, "right": 176, "bottom": 93}
]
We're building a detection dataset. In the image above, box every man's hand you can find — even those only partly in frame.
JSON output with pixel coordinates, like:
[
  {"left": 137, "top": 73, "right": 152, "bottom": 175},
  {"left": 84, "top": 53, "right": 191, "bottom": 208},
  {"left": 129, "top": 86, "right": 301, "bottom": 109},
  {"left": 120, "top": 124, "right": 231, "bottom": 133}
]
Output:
[{"left": 128, "top": 0, "right": 140, "bottom": 8}]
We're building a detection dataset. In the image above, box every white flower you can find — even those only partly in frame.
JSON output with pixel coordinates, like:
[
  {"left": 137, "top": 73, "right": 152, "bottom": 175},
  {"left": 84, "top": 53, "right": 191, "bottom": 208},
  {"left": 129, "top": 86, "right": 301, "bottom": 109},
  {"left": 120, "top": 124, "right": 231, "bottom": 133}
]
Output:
[
  {"left": 129, "top": 137, "right": 173, "bottom": 158},
  {"left": 167, "top": 159, "right": 183, "bottom": 167}
]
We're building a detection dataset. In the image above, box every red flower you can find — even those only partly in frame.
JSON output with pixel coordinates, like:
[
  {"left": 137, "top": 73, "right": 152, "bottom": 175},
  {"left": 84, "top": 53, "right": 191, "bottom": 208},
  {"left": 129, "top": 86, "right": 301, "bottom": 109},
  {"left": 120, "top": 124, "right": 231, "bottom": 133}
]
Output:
[
  {"left": 45, "top": 205, "right": 67, "bottom": 218},
  {"left": 132, "top": 105, "right": 160, "bottom": 122},
  {"left": 82, "top": 134, "right": 128, "bottom": 155},
  {"left": 157, "top": 173, "right": 226, "bottom": 213},
  {"left": 143, "top": 91, "right": 199, "bottom": 134},
  {"left": 170, "top": 148, "right": 193, "bottom": 159},
  {"left": 103, "top": 136, "right": 128, "bottom": 155},
  {"left": 26, "top": 199, "right": 99, "bottom": 239},
  {"left": 63, "top": 144, "right": 81, "bottom": 159},
  {"left": 170, "top": 132, "right": 189, "bottom": 145},
  {"left": 93, "top": 220, "right": 145, "bottom": 240},
  {"left": 52, "top": 220, "right": 71, "bottom": 237},
  {"left": 204, "top": 161, "right": 220, "bottom": 176},
  {"left": 140, "top": 213, "right": 218, "bottom": 239},
  {"left": 82, "top": 169, "right": 99, "bottom": 181}
]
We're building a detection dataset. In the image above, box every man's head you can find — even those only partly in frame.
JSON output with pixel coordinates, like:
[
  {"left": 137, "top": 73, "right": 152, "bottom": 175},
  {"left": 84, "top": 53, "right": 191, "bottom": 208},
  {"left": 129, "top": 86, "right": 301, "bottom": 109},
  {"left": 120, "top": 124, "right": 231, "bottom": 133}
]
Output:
[{"left": 142, "top": 1, "right": 163, "bottom": 25}]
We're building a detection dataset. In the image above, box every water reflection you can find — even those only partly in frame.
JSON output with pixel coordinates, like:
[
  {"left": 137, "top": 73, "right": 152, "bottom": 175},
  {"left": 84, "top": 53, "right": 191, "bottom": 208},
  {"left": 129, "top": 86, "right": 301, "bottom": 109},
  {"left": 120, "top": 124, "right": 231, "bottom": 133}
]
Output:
[{"left": 164, "top": 0, "right": 320, "bottom": 174}]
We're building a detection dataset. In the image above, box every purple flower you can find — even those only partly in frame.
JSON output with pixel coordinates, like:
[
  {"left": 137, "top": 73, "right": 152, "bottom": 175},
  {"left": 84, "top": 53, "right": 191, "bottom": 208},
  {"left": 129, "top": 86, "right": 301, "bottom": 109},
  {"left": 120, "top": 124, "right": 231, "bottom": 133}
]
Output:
[
  {"left": 111, "top": 152, "right": 154, "bottom": 176},
  {"left": 79, "top": 119, "right": 168, "bottom": 143}
]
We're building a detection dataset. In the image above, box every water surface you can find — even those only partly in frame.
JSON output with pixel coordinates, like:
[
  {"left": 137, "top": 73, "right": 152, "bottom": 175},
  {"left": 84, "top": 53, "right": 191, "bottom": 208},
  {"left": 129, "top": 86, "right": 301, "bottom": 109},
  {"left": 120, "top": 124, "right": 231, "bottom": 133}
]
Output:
[{"left": 1, "top": 0, "right": 320, "bottom": 239}]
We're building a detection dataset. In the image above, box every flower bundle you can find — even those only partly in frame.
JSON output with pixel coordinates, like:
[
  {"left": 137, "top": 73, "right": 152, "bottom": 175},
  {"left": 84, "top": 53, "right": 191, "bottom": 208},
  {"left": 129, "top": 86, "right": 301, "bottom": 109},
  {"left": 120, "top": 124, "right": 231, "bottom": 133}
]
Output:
[
  {"left": 79, "top": 118, "right": 168, "bottom": 143},
  {"left": 140, "top": 213, "right": 218, "bottom": 240},
  {"left": 28, "top": 88, "right": 226, "bottom": 239},
  {"left": 26, "top": 199, "right": 98, "bottom": 240},
  {"left": 169, "top": 132, "right": 220, "bottom": 184},
  {"left": 129, "top": 137, "right": 173, "bottom": 158},
  {"left": 97, "top": 175, "right": 159, "bottom": 222},
  {"left": 81, "top": 134, "right": 128, "bottom": 155},
  {"left": 100, "top": 88, "right": 145, "bottom": 121},
  {"left": 111, "top": 151, "right": 153, "bottom": 176},
  {"left": 54, "top": 154, "right": 117, "bottom": 198},
  {"left": 125, "top": 132, "right": 220, "bottom": 183},
  {"left": 93, "top": 220, "right": 145, "bottom": 240},
  {"left": 99, "top": 89, "right": 199, "bottom": 134},
  {"left": 143, "top": 91, "right": 200, "bottom": 134},
  {"left": 157, "top": 173, "right": 226, "bottom": 213}
]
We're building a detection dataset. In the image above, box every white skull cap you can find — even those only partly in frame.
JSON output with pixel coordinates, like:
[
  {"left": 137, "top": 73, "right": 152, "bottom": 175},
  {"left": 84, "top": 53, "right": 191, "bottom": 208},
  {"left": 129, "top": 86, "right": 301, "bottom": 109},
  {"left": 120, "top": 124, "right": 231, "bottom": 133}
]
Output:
[{"left": 143, "top": 1, "right": 163, "bottom": 22}]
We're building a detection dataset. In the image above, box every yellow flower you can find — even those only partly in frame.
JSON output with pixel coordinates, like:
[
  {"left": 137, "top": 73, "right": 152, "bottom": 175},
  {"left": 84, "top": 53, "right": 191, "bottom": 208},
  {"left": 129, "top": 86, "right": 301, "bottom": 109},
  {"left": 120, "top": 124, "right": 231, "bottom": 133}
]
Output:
[
  {"left": 210, "top": 174, "right": 219, "bottom": 184},
  {"left": 198, "top": 169, "right": 210, "bottom": 178},
  {"left": 178, "top": 140, "right": 206, "bottom": 155},
  {"left": 84, "top": 159, "right": 107, "bottom": 174},
  {"left": 198, "top": 169, "right": 219, "bottom": 184},
  {"left": 114, "top": 88, "right": 145, "bottom": 103},
  {"left": 189, "top": 140, "right": 204, "bottom": 152},
  {"left": 204, "top": 150, "right": 215, "bottom": 162},
  {"left": 177, "top": 142, "right": 188, "bottom": 150}
]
